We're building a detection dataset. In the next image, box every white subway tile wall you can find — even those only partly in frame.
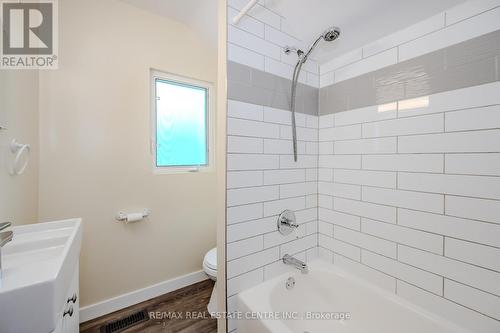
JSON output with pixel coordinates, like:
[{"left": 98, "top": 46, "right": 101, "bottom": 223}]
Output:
[
  {"left": 320, "top": 1, "right": 500, "bottom": 86},
  {"left": 227, "top": 0, "right": 319, "bottom": 88},
  {"left": 226, "top": 99, "right": 318, "bottom": 331},
  {"left": 318, "top": 81, "right": 500, "bottom": 332},
  {"left": 227, "top": 2, "right": 500, "bottom": 332}
]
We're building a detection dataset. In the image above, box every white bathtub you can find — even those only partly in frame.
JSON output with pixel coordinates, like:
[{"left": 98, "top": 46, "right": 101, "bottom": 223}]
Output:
[{"left": 236, "top": 259, "right": 470, "bottom": 333}]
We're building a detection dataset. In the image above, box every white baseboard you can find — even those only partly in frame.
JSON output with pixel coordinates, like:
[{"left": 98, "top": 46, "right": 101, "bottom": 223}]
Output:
[{"left": 80, "top": 270, "right": 208, "bottom": 323}]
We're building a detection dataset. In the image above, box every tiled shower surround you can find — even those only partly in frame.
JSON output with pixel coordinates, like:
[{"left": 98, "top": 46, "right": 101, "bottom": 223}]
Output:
[
  {"left": 225, "top": 3, "right": 322, "bottom": 330},
  {"left": 226, "top": 99, "right": 320, "bottom": 332},
  {"left": 317, "top": 81, "right": 500, "bottom": 332},
  {"left": 226, "top": 1, "right": 500, "bottom": 332}
]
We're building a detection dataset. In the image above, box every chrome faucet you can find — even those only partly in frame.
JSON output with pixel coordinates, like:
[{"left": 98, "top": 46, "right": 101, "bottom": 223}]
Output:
[
  {"left": 0, "top": 222, "right": 11, "bottom": 231},
  {"left": 282, "top": 254, "right": 308, "bottom": 274},
  {"left": 0, "top": 222, "right": 13, "bottom": 280}
]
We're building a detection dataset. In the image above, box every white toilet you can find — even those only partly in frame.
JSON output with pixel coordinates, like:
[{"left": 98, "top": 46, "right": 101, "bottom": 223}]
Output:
[
  {"left": 203, "top": 247, "right": 217, "bottom": 280},
  {"left": 203, "top": 248, "right": 217, "bottom": 315}
]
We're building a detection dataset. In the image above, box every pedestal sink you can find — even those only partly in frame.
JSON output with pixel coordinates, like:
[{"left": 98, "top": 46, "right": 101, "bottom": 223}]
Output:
[{"left": 0, "top": 218, "right": 82, "bottom": 333}]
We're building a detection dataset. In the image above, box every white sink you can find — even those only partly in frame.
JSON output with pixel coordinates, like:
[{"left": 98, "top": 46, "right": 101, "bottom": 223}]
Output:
[{"left": 0, "top": 218, "right": 82, "bottom": 333}]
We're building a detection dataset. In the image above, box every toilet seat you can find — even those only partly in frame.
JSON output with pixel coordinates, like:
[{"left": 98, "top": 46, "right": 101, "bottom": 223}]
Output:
[
  {"left": 204, "top": 248, "right": 217, "bottom": 270},
  {"left": 203, "top": 248, "right": 218, "bottom": 314},
  {"left": 203, "top": 248, "right": 217, "bottom": 280},
  {"left": 203, "top": 263, "right": 217, "bottom": 277}
]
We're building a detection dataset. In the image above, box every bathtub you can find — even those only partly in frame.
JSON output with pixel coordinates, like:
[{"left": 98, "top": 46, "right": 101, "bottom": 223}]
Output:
[{"left": 236, "top": 259, "right": 470, "bottom": 333}]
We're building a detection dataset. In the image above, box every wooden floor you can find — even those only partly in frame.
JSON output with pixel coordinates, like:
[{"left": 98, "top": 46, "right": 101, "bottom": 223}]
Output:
[{"left": 80, "top": 280, "right": 217, "bottom": 333}]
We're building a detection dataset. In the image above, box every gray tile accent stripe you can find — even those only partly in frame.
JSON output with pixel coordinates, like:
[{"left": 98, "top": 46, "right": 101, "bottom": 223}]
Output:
[
  {"left": 228, "top": 61, "right": 319, "bottom": 115},
  {"left": 320, "top": 29, "right": 500, "bottom": 115}
]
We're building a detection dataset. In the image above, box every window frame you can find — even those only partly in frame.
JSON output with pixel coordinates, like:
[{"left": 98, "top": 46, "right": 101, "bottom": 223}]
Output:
[{"left": 150, "top": 69, "right": 215, "bottom": 174}]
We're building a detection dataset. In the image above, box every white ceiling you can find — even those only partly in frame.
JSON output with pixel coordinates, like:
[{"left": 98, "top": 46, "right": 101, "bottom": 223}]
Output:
[
  {"left": 264, "top": 0, "right": 467, "bottom": 63},
  {"left": 119, "top": 0, "right": 218, "bottom": 50},
  {"left": 119, "top": 0, "right": 466, "bottom": 63}
]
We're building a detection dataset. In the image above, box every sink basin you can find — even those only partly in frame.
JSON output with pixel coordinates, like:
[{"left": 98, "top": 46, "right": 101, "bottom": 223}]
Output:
[{"left": 0, "top": 218, "right": 82, "bottom": 333}]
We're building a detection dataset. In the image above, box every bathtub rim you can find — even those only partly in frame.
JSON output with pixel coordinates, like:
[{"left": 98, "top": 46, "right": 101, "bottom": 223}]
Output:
[{"left": 236, "top": 258, "right": 473, "bottom": 333}]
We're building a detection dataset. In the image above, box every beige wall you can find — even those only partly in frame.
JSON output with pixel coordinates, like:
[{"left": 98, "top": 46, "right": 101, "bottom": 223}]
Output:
[
  {"left": 38, "top": 0, "right": 217, "bottom": 307},
  {"left": 0, "top": 71, "right": 39, "bottom": 226}
]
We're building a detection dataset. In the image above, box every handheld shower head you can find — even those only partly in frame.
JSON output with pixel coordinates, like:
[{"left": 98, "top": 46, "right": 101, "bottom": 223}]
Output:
[
  {"left": 288, "top": 25, "right": 341, "bottom": 162},
  {"left": 284, "top": 26, "right": 341, "bottom": 61},
  {"left": 299, "top": 26, "right": 341, "bottom": 62},
  {"left": 323, "top": 27, "right": 341, "bottom": 41}
]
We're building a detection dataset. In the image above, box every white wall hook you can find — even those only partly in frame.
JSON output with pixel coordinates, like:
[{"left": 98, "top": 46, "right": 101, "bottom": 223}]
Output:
[{"left": 10, "top": 139, "right": 31, "bottom": 176}]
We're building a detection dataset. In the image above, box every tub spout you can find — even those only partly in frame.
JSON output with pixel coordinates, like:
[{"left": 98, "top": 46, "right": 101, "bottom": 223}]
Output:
[{"left": 282, "top": 254, "right": 308, "bottom": 274}]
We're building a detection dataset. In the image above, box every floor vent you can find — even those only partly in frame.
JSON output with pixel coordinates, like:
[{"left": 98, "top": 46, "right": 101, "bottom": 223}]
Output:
[{"left": 100, "top": 310, "right": 148, "bottom": 333}]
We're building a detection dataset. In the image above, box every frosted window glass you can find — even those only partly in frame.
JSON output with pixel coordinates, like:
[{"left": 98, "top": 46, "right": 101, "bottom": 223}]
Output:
[{"left": 155, "top": 79, "right": 208, "bottom": 167}]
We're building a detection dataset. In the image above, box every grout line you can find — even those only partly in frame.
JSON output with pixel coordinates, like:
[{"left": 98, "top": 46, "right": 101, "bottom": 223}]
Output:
[
  {"left": 317, "top": 99, "right": 500, "bottom": 119},
  {"left": 334, "top": 250, "right": 500, "bottom": 321},
  {"left": 342, "top": 237, "right": 499, "bottom": 285},
  {"left": 343, "top": 192, "right": 498, "bottom": 222},
  {"left": 228, "top": 2, "right": 285, "bottom": 24},
  {"left": 443, "top": 194, "right": 446, "bottom": 214},
  {"left": 320, "top": 212, "right": 500, "bottom": 251},
  {"left": 227, "top": 49, "right": 318, "bottom": 88},
  {"left": 228, "top": 228, "right": 316, "bottom": 252},
  {"left": 227, "top": 246, "right": 312, "bottom": 281},
  {"left": 227, "top": 199, "right": 315, "bottom": 217},
  {"left": 320, "top": 6, "right": 500, "bottom": 80},
  {"left": 445, "top": 5, "right": 500, "bottom": 27},
  {"left": 326, "top": 177, "right": 500, "bottom": 197},
  {"left": 442, "top": 153, "right": 446, "bottom": 174}
]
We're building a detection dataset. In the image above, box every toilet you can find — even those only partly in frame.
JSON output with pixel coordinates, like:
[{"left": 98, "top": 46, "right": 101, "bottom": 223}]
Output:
[
  {"left": 203, "top": 247, "right": 217, "bottom": 280},
  {"left": 203, "top": 248, "right": 217, "bottom": 315}
]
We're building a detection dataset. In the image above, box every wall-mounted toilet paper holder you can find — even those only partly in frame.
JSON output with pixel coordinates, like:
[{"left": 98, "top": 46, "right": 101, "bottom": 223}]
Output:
[{"left": 115, "top": 209, "right": 151, "bottom": 223}]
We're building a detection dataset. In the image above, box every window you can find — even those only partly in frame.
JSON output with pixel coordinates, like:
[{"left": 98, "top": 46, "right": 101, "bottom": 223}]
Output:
[{"left": 151, "top": 70, "right": 214, "bottom": 173}]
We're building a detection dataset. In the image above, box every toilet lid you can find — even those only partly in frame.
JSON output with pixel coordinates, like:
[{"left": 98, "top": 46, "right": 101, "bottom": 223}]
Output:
[{"left": 204, "top": 248, "right": 217, "bottom": 270}]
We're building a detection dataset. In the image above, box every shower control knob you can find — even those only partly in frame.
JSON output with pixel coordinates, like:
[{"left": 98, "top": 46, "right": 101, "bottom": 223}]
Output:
[
  {"left": 277, "top": 210, "right": 298, "bottom": 236},
  {"left": 282, "top": 217, "right": 298, "bottom": 228}
]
